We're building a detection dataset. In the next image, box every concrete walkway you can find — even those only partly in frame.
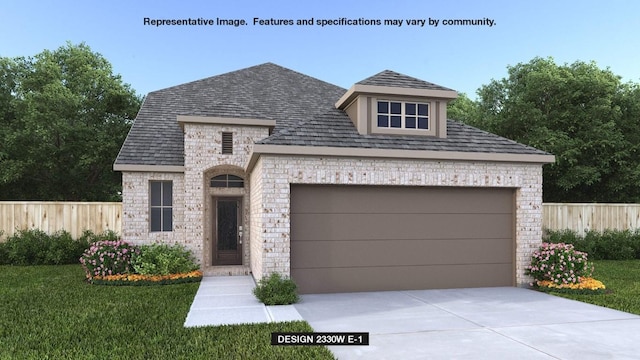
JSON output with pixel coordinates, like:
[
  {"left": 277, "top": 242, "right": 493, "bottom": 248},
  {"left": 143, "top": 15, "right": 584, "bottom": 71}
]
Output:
[
  {"left": 185, "top": 279, "right": 640, "bottom": 359},
  {"left": 183, "top": 275, "right": 302, "bottom": 327}
]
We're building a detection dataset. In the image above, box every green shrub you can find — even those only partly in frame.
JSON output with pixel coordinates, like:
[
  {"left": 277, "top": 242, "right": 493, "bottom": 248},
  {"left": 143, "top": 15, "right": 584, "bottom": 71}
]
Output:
[
  {"left": 77, "top": 229, "right": 120, "bottom": 244},
  {"left": 1, "top": 229, "right": 88, "bottom": 265},
  {"left": 131, "top": 243, "right": 199, "bottom": 275},
  {"left": 3, "top": 229, "right": 50, "bottom": 265},
  {"left": 0, "top": 242, "right": 7, "bottom": 266},
  {"left": 46, "top": 230, "right": 85, "bottom": 264},
  {"left": 526, "top": 242, "right": 593, "bottom": 285},
  {"left": 0, "top": 229, "right": 113, "bottom": 266},
  {"left": 633, "top": 231, "right": 640, "bottom": 259},
  {"left": 253, "top": 273, "right": 299, "bottom": 305},
  {"left": 544, "top": 228, "right": 582, "bottom": 244},
  {"left": 544, "top": 228, "right": 640, "bottom": 260},
  {"left": 80, "top": 240, "right": 139, "bottom": 279},
  {"left": 593, "top": 229, "right": 635, "bottom": 260}
]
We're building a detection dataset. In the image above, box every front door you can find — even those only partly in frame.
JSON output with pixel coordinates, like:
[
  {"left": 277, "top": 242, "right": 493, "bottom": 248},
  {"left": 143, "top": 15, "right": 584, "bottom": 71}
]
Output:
[{"left": 213, "top": 197, "right": 242, "bottom": 265}]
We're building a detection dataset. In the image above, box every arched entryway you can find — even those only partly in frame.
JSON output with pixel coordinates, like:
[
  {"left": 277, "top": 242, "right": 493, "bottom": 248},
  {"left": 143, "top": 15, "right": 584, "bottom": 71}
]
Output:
[{"left": 203, "top": 166, "right": 249, "bottom": 268}]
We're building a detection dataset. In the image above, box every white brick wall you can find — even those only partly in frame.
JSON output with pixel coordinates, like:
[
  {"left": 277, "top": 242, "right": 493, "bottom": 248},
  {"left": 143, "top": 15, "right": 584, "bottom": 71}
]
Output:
[
  {"left": 249, "top": 159, "right": 264, "bottom": 277},
  {"left": 182, "top": 124, "right": 269, "bottom": 265},
  {"left": 122, "top": 124, "right": 269, "bottom": 266},
  {"left": 121, "top": 172, "right": 185, "bottom": 246},
  {"left": 249, "top": 155, "right": 544, "bottom": 286},
  {"left": 123, "top": 126, "right": 544, "bottom": 287}
]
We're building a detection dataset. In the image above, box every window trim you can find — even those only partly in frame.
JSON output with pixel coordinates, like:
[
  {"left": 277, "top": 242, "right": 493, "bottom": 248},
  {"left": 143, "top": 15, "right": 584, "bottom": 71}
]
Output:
[
  {"left": 210, "top": 174, "right": 244, "bottom": 188},
  {"left": 149, "top": 180, "right": 173, "bottom": 232},
  {"left": 370, "top": 97, "right": 436, "bottom": 136}
]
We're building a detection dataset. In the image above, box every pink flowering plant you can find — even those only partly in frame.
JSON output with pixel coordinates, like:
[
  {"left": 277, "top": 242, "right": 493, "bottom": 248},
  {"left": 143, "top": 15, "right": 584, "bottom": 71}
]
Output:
[
  {"left": 526, "top": 242, "right": 593, "bottom": 286},
  {"left": 79, "top": 240, "right": 140, "bottom": 280}
]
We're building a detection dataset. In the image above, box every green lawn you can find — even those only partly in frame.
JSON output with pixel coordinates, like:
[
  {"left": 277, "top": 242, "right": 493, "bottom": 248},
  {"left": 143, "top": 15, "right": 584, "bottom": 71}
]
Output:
[
  {"left": 547, "top": 260, "right": 640, "bottom": 315},
  {"left": 0, "top": 265, "right": 335, "bottom": 360},
  {"left": 3, "top": 261, "right": 638, "bottom": 359}
]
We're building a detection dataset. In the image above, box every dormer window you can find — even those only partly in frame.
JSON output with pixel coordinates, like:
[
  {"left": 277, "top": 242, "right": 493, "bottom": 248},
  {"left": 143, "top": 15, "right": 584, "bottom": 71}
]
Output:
[
  {"left": 377, "top": 101, "right": 429, "bottom": 130},
  {"left": 335, "top": 69, "right": 458, "bottom": 138}
]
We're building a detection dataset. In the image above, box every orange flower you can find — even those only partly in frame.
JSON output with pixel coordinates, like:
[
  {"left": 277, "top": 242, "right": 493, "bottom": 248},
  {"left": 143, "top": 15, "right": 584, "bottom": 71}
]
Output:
[
  {"left": 93, "top": 270, "right": 203, "bottom": 283},
  {"left": 537, "top": 277, "right": 605, "bottom": 291}
]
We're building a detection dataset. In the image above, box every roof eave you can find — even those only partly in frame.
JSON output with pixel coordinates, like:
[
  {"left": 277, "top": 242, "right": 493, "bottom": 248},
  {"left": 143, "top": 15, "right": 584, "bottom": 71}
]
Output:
[
  {"left": 113, "top": 164, "right": 185, "bottom": 172},
  {"left": 177, "top": 115, "right": 277, "bottom": 128},
  {"left": 336, "top": 84, "right": 458, "bottom": 109},
  {"left": 247, "top": 144, "right": 555, "bottom": 172}
]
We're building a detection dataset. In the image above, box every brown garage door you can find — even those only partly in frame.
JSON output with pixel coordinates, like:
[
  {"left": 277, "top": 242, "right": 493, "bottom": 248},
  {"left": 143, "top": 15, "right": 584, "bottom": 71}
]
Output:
[{"left": 290, "top": 185, "right": 514, "bottom": 294}]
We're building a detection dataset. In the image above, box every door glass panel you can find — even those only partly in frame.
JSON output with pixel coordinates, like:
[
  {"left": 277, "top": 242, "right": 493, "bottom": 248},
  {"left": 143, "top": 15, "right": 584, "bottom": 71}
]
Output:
[{"left": 217, "top": 200, "right": 237, "bottom": 251}]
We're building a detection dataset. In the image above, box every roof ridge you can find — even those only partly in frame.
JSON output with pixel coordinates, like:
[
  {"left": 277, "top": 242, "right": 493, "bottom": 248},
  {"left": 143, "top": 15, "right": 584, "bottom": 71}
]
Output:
[
  {"left": 356, "top": 69, "right": 455, "bottom": 91},
  {"left": 148, "top": 63, "right": 281, "bottom": 94}
]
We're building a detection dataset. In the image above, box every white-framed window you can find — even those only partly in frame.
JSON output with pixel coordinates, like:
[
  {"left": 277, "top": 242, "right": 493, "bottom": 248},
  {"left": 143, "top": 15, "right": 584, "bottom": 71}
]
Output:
[
  {"left": 150, "top": 180, "right": 172, "bottom": 232},
  {"left": 210, "top": 174, "right": 244, "bottom": 188},
  {"left": 377, "top": 100, "right": 429, "bottom": 130}
]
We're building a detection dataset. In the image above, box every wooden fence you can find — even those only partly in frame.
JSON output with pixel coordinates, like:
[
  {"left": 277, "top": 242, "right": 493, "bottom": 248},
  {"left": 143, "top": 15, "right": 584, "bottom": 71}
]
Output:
[
  {"left": 543, "top": 203, "right": 640, "bottom": 235},
  {"left": 0, "top": 202, "right": 122, "bottom": 241},
  {"left": 1, "top": 202, "right": 640, "bottom": 241}
]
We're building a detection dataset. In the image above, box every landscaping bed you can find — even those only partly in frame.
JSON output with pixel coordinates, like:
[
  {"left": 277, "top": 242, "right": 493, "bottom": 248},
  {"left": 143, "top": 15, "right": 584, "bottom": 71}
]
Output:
[
  {"left": 91, "top": 270, "right": 203, "bottom": 286},
  {"left": 80, "top": 241, "right": 204, "bottom": 286}
]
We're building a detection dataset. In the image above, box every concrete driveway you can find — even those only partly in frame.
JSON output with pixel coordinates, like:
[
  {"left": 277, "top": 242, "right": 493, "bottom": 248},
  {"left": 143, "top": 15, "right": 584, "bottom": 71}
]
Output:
[{"left": 293, "top": 287, "right": 640, "bottom": 359}]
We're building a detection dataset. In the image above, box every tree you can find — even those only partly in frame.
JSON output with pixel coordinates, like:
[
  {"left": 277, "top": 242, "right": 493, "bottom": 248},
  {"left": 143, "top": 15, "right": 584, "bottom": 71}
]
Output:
[
  {"left": 470, "top": 57, "right": 640, "bottom": 202},
  {"left": 447, "top": 92, "right": 478, "bottom": 124},
  {"left": 0, "top": 43, "right": 141, "bottom": 201}
]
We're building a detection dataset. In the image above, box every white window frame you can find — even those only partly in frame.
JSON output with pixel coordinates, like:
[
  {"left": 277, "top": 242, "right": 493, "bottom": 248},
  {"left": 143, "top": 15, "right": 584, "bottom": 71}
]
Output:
[
  {"left": 371, "top": 97, "right": 436, "bottom": 136},
  {"left": 149, "top": 180, "right": 173, "bottom": 232}
]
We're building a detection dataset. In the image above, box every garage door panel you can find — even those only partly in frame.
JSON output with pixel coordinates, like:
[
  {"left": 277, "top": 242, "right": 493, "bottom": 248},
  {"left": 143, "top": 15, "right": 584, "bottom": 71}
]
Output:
[
  {"left": 291, "top": 238, "right": 512, "bottom": 268},
  {"left": 292, "top": 264, "right": 514, "bottom": 294},
  {"left": 290, "top": 185, "right": 514, "bottom": 294},
  {"left": 291, "top": 185, "right": 512, "bottom": 214},
  {"left": 291, "top": 213, "right": 513, "bottom": 241}
]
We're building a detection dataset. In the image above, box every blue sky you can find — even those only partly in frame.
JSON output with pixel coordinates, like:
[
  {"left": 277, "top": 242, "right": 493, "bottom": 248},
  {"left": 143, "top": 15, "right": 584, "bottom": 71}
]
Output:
[{"left": 2, "top": 0, "right": 639, "bottom": 99}]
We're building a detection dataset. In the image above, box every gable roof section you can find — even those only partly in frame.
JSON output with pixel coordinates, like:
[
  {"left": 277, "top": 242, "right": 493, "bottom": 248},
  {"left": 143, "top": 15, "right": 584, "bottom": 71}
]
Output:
[
  {"left": 114, "top": 63, "right": 346, "bottom": 167},
  {"left": 115, "top": 63, "right": 553, "bottom": 169},
  {"left": 357, "top": 70, "right": 455, "bottom": 91},
  {"left": 335, "top": 70, "right": 458, "bottom": 110}
]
